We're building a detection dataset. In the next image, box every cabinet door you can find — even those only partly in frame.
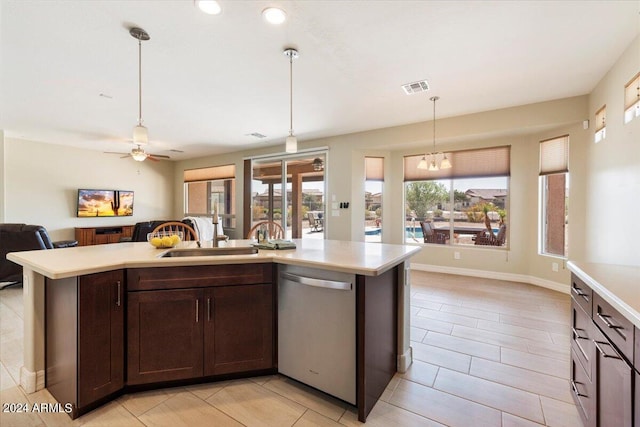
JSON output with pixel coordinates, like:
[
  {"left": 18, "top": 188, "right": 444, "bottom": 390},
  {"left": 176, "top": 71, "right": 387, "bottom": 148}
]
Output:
[
  {"left": 78, "top": 270, "right": 124, "bottom": 408},
  {"left": 570, "top": 348, "right": 595, "bottom": 427},
  {"left": 204, "top": 284, "right": 273, "bottom": 376},
  {"left": 128, "top": 289, "right": 204, "bottom": 385},
  {"left": 593, "top": 327, "right": 633, "bottom": 427}
]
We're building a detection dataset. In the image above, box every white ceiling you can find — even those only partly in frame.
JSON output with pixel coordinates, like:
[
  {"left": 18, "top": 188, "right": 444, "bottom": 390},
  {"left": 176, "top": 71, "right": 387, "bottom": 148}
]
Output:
[{"left": 1, "top": 1, "right": 639, "bottom": 161}]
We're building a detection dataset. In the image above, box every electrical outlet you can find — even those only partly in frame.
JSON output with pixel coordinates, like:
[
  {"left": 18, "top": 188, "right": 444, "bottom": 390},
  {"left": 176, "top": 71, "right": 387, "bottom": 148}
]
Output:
[
  {"left": 552, "top": 262, "right": 559, "bottom": 272},
  {"left": 454, "top": 251, "right": 461, "bottom": 260}
]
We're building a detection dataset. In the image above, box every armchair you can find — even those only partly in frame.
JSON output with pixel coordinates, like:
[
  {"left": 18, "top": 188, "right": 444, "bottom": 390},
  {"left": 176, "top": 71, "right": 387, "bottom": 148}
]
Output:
[{"left": 0, "top": 224, "right": 77, "bottom": 286}]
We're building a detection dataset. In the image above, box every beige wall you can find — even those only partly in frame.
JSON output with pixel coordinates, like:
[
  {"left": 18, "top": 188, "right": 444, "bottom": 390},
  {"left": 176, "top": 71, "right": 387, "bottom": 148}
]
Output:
[
  {"left": 173, "top": 96, "right": 590, "bottom": 287},
  {"left": 3, "top": 138, "right": 175, "bottom": 241},
  {"left": 1, "top": 130, "right": 5, "bottom": 222},
  {"left": 584, "top": 35, "right": 640, "bottom": 266}
]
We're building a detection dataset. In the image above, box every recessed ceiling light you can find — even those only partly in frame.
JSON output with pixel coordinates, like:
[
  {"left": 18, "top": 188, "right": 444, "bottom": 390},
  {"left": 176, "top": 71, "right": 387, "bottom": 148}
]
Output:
[
  {"left": 196, "top": 0, "right": 222, "bottom": 15},
  {"left": 262, "top": 7, "right": 286, "bottom": 25}
]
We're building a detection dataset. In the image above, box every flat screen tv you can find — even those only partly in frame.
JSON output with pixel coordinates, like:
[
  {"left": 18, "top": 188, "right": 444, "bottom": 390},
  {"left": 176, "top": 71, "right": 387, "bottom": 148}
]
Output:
[{"left": 77, "top": 189, "right": 134, "bottom": 217}]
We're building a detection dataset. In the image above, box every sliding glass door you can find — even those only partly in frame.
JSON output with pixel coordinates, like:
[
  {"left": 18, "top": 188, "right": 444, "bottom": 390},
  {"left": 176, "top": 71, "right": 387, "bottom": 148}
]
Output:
[{"left": 249, "top": 152, "right": 326, "bottom": 240}]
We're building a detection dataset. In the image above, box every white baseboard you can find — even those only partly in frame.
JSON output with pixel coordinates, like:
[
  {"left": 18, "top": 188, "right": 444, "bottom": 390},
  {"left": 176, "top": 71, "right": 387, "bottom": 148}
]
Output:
[
  {"left": 410, "top": 263, "right": 569, "bottom": 294},
  {"left": 20, "top": 367, "right": 44, "bottom": 393},
  {"left": 397, "top": 346, "right": 413, "bottom": 373}
]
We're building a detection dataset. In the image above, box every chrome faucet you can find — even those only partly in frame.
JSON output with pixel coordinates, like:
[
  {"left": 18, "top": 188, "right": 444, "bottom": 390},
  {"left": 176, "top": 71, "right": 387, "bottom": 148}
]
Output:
[{"left": 212, "top": 217, "right": 219, "bottom": 247}]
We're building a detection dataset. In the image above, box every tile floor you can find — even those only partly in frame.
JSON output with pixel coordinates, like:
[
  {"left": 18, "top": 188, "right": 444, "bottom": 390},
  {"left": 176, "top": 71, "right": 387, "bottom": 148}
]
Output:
[{"left": 0, "top": 271, "right": 582, "bottom": 426}]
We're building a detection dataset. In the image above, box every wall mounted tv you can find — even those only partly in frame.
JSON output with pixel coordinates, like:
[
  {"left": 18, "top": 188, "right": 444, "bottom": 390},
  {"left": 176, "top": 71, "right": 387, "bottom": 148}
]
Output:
[{"left": 77, "top": 189, "right": 134, "bottom": 217}]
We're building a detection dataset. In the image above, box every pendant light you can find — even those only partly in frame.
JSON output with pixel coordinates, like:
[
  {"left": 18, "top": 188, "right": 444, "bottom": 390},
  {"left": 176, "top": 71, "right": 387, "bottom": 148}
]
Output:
[
  {"left": 130, "top": 27, "right": 150, "bottom": 146},
  {"left": 417, "top": 96, "right": 451, "bottom": 170},
  {"left": 284, "top": 48, "right": 299, "bottom": 153}
]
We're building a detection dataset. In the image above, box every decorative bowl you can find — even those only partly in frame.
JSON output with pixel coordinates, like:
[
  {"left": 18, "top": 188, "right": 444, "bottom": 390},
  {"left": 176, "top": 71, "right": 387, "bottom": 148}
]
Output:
[{"left": 147, "top": 231, "right": 183, "bottom": 249}]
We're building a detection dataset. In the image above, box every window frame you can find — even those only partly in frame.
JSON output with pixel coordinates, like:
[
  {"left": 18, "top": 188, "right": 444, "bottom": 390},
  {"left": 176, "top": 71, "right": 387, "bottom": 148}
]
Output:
[
  {"left": 403, "top": 146, "right": 510, "bottom": 249},
  {"left": 624, "top": 71, "right": 640, "bottom": 124},
  {"left": 538, "top": 135, "right": 569, "bottom": 258},
  {"left": 594, "top": 105, "right": 606, "bottom": 143}
]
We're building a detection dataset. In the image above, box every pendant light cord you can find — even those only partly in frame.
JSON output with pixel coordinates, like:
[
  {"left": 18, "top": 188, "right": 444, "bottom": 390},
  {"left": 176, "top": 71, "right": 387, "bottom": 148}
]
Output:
[
  {"left": 432, "top": 97, "right": 436, "bottom": 152},
  {"left": 138, "top": 37, "right": 143, "bottom": 126},
  {"left": 289, "top": 53, "right": 293, "bottom": 137}
]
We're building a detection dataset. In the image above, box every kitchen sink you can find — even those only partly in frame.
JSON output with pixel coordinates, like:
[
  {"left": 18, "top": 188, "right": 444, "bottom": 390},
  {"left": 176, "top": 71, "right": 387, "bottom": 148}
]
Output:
[{"left": 160, "top": 247, "right": 258, "bottom": 257}]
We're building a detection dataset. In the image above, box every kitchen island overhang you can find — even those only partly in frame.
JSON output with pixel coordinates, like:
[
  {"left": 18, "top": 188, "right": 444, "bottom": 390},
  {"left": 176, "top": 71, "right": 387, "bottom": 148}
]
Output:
[{"left": 8, "top": 239, "right": 420, "bottom": 422}]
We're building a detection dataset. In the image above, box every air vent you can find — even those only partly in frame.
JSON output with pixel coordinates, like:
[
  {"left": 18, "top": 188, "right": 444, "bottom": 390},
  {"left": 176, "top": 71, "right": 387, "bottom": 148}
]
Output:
[
  {"left": 169, "top": 149, "right": 184, "bottom": 153},
  {"left": 247, "top": 132, "right": 267, "bottom": 139},
  {"left": 402, "top": 80, "right": 430, "bottom": 95}
]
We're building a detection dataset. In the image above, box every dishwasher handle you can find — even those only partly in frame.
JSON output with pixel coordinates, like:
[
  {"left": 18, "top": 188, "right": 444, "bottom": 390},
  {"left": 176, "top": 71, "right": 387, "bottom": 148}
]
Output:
[{"left": 280, "top": 271, "right": 352, "bottom": 291}]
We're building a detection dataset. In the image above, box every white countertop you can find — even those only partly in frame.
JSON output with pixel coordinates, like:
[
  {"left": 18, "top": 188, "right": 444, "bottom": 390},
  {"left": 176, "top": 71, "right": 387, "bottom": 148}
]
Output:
[
  {"left": 7, "top": 239, "right": 421, "bottom": 279},
  {"left": 567, "top": 261, "right": 640, "bottom": 328}
]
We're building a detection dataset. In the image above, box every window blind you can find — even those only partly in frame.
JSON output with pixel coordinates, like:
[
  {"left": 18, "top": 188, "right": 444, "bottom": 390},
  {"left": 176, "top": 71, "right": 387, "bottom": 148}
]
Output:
[
  {"left": 404, "top": 146, "right": 510, "bottom": 182},
  {"left": 184, "top": 164, "right": 236, "bottom": 182},
  {"left": 365, "top": 157, "right": 384, "bottom": 181},
  {"left": 624, "top": 72, "right": 640, "bottom": 110},
  {"left": 594, "top": 105, "right": 606, "bottom": 132},
  {"left": 539, "top": 135, "right": 569, "bottom": 176}
]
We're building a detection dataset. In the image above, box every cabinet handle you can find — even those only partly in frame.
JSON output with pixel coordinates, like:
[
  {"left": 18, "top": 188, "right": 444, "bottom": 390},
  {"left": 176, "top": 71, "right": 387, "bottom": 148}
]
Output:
[
  {"left": 195, "top": 299, "right": 199, "bottom": 323},
  {"left": 593, "top": 340, "right": 622, "bottom": 360},
  {"left": 571, "top": 285, "right": 589, "bottom": 302},
  {"left": 572, "top": 327, "right": 587, "bottom": 340},
  {"left": 571, "top": 380, "right": 587, "bottom": 397},
  {"left": 596, "top": 311, "right": 623, "bottom": 330},
  {"left": 116, "top": 281, "right": 121, "bottom": 307},
  {"left": 207, "top": 298, "right": 211, "bottom": 322}
]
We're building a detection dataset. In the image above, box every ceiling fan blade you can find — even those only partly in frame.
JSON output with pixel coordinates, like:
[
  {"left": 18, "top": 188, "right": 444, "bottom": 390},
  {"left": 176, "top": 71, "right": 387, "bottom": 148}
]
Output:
[
  {"left": 146, "top": 155, "right": 159, "bottom": 162},
  {"left": 148, "top": 154, "right": 170, "bottom": 159}
]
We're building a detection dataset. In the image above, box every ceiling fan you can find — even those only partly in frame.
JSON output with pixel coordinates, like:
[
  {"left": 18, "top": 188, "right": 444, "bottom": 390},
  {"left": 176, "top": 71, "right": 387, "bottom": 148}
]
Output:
[
  {"left": 105, "top": 27, "right": 173, "bottom": 162},
  {"left": 105, "top": 145, "right": 170, "bottom": 162}
]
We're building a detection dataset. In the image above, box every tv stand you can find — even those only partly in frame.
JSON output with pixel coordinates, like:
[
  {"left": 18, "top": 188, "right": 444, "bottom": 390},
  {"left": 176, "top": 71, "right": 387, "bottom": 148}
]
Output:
[{"left": 75, "top": 225, "right": 134, "bottom": 246}]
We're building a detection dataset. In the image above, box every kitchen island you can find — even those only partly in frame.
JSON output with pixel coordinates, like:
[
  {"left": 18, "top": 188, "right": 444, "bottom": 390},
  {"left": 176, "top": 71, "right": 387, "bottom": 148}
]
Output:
[{"left": 8, "top": 238, "right": 420, "bottom": 422}]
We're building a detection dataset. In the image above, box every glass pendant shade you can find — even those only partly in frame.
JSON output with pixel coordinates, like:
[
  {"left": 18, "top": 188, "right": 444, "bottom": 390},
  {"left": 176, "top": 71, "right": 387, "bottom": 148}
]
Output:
[
  {"left": 133, "top": 124, "right": 148, "bottom": 145},
  {"left": 285, "top": 135, "right": 297, "bottom": 153},
  {"left": 440, "top": 154, "right": 452, "bottom": 169},
  {"left": 417, "top": 156, "right": 428, "bottom": 169},
  {"left": 428, "top": 159, "right": 439, "bottom": 171}
]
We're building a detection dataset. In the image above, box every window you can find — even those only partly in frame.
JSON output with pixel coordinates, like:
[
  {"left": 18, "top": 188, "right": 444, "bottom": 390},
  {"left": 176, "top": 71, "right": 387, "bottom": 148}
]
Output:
[
  {"left": 404, "top": 146, "right": 510, "bottom": 248},
  {"left": 594, "top": 105, "right": 606, "bottom": 143},
  {"left": 365, "top": 157, "right": 384, "bottom": 242},
  {"left": 184, "top": 164, "right": 236, "bottom": 229},
  {"left": 624, "top": 72, "right": 640, "bottom": 124},
  {"left": 539, "top": 135, "right": 569, "bottom": 257}
]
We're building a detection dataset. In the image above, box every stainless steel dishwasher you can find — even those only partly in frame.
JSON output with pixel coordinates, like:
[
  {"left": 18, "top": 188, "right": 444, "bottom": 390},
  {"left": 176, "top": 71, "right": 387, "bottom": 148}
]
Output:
[{"left": 278, "top": 264, "right": 356, "bottom": 404}]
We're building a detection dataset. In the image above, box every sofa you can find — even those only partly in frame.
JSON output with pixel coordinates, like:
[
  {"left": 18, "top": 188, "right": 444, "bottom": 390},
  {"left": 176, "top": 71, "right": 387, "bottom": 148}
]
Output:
[{"left": 0, "top": 224, "right": 78, "bottom": 285}]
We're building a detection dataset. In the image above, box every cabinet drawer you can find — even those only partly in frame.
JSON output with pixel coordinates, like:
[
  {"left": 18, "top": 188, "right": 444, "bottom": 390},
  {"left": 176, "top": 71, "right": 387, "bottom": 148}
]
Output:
[
  {"left": 592, "top": 293, "right": 634, "bottom": 362},
  {"left": 570, "top": 348, "right": 595, "bottom": 427},
  {"left": 571, "top": 296, "right": 594, "bottom": 379},
  {"left": 570, "top": 273, "right": 592, "bottom": 316},
  {"left": 128, "top": 263, "right": 273, "bottom": 291}
]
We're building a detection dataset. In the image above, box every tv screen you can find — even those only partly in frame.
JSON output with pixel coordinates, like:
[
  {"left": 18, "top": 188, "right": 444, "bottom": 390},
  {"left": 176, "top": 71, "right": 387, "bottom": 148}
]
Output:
[{"left": 77, "top": 189, "right": 134, "bottom": 217}]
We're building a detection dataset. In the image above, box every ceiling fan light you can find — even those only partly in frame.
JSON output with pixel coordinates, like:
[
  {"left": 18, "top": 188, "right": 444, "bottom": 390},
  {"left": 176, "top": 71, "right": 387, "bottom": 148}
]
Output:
[
  {"left": 131, "top": 147, "right": 147, "bottom": 162},
  {"left": 285, "top": 135, "right": 297, "bottom": 153},
  {"left": 133, "top": 124, "right": 148, "bottom": 145},
  {"left": 196, "top": 0, "right": 222, "bottom": 15}
]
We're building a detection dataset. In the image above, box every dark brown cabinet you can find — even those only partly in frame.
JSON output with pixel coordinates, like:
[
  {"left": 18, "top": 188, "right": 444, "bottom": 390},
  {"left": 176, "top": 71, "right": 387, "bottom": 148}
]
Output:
[
  {"left": 570, "top": 294, "right": 595, "bottom": 426},
  {"left": 592, "top": 325, "right": 633, "bottom": 427},
  {"left": 568, "top": 272, "right": 637, "bottom": 427},
  {"left": 46, "top": 270, "right": 124, "bottom": 417},
  {"left": 126, "top": 264, "right": 275, "bottom": 385},
  {"left": 204, "top": 284, "right": 273, "bottom": 376},
  {"left": 127, "top": 288, "right": 204, "bottom": 385}
]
